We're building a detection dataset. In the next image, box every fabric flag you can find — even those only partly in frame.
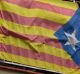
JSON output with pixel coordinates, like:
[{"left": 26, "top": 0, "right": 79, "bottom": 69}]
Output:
[{"left": 0, "top": 0, "right": 80, "bottom": 74}]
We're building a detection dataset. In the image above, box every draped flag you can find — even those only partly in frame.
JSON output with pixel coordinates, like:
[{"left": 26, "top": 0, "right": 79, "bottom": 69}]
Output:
[{"left": 0, "top": 0, "right": 80, "bottom": 74}]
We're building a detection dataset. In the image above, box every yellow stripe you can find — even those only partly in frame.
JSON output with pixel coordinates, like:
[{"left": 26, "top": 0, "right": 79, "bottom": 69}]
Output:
[
  {"left": 0, "top": 51, "right": 79, "bottom": 74},
  {"left": 0, "top": 18, "right": 56, "bottom": 39},
  {"left": 0, "top": 34, "right": 72, "bottom": 60},
  {"left": 35, "top": 0, "right": 78, "bottom": 10},
  {"left": 0, "top": 1, "right": 71, "bottom": 24}
]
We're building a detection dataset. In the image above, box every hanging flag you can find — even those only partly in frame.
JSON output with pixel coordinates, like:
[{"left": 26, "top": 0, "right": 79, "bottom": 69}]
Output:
[{"left": 0, "top": 0, "right": 80, "bottom": 74}]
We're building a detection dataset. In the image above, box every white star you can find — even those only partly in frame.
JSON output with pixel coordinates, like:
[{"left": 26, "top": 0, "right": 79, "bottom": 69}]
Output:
[{"left": 64, "top": 30, "right": 80, "bottom": 51}]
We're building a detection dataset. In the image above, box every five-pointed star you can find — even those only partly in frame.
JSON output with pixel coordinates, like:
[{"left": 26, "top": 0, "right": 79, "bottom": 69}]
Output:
[{"left": 64, "top": 30, "right": 80, "bottom": 51}]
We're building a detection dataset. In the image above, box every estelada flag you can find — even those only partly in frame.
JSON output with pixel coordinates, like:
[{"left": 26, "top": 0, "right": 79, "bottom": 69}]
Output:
[{"left": 0, "top": 0, "right": 80, "bottom": 74}]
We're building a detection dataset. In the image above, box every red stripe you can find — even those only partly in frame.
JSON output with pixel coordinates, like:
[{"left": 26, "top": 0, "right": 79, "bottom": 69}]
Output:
[
  {"left": 0, "top": 26, "right": 63, "bottom": 49},
  {"left": 0, "top": 43, "right": 78, "bottom": 68},
  {"left": 0, "top": 10, "right": 61, "bottom": 31},
  {"left": 5, "top": 0, "right": 75, "bottom": 16}
]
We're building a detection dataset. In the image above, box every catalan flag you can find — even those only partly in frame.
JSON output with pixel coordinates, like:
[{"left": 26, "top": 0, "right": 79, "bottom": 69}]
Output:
[{"left": 0, "top": 0, "right": 80, "bottom": 74}]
